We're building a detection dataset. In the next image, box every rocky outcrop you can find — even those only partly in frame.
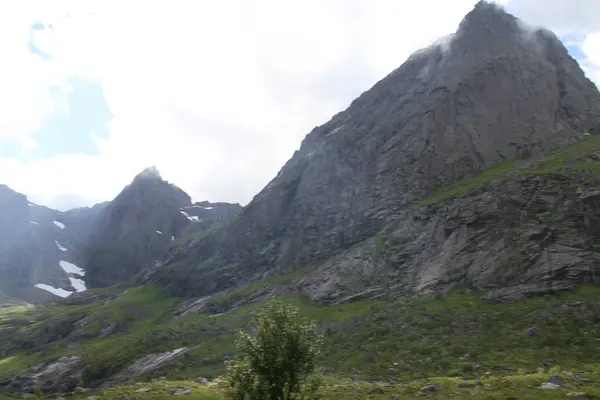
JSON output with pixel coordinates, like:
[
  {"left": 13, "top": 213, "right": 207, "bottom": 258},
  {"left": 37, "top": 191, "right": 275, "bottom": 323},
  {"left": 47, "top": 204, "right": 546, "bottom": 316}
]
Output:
[
  {"left": 3, "top": 356, "right": 82, "bottom": 394},
  {"left": 148, "top": 2, "right": 600, "bottom": 298},
  {"left": 108, "top": 347, "right": 191, "bottom": 384},
  {"left": 295, "top": 162, "right": 600, "bottom": 304}
]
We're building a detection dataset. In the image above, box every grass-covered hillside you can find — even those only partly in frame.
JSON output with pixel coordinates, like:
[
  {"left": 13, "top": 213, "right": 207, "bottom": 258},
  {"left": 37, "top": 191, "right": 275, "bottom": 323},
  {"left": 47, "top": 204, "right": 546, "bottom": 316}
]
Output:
[{"left": 2, "top": 281, "right": 600, "bottom": 399}]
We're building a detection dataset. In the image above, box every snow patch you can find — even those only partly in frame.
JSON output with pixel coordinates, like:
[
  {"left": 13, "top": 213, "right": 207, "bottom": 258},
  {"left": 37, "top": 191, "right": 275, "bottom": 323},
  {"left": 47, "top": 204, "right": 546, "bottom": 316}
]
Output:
[
  {"left": 59, "top": 260, "right": 85, "bottom": 276},
  {"left": 180, "top": 210, "right": 200, "bottom": 222},
  {"left": 68, "top": 277, "right": 87, "bottom": 292},
  {"left": 54, "top": 240, "right": 67, "bottom": 251},
  {"left": 186, "top": 205, "right": 215, "bottom": 210},
  {"left": 34, "top": 283, "right": 73, "bottom": 298},
  {"left": 28, "top": 203, "right": 35, "bottom": 207},
  {"left": 29, "top": 221, "right": 39, "bottom": 225},
  {"left": 171, "top": 236, "right": 175, "bottom": 242},
  {"left": 53, "top": 221, "right": 65, "bottom": 230},
  {"left": 156, "top": 230, "right": 163, "bottom": 235}
]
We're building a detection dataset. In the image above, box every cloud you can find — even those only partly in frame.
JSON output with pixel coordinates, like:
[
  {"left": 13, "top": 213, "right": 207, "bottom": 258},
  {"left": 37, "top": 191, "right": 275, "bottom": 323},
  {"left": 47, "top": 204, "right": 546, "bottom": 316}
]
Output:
[{"left": 0, "top": 0, "right": 596, "bottom": 211}]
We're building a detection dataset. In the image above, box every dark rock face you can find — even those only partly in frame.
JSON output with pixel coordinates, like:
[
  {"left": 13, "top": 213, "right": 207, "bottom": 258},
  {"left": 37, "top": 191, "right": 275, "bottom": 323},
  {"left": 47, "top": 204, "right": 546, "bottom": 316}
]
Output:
[
  {"left": 149, "top": 2, "right": 600, "bottom": 298},
  {"left": 0, "top": 185, "right": 105, "bottom": 303},
  {"left": 84, "top": 167, "right": 241, "bottom": 288}
]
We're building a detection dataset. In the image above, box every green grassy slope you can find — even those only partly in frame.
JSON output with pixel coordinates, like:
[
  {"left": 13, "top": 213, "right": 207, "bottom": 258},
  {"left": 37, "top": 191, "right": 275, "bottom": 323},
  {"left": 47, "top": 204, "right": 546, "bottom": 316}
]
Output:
[{"left": 2, "top": 283, "right": 600, "bottom": 399}]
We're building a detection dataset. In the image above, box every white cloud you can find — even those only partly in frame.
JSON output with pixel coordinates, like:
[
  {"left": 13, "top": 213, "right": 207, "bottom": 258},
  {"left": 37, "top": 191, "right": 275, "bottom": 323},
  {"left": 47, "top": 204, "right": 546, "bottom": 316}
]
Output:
[{"left": 0, "top": 0, "right": 597, "bottom": 210}]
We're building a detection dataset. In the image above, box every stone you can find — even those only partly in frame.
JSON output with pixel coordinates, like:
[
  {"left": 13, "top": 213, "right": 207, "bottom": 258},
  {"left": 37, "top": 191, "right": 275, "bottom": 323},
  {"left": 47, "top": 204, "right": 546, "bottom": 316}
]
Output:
[
  {"left": 420, "top": 384, "right": 441, "bottom": 392},
  {"left": 457, "top": 382, "right": 474, "bottom": 388},
  {"left": 368, "top": 388, "right": 385, "bottom": 395},
  {"left": 136, "top": 387, "right": 152, "bottom": 392},
  {"left": 521, "top": 327, "right": 539, "bottom": 338},
  {"left": 567, "top": 393, "right": 588, "bottom": 398},
  {"left": 547, "top": 375, "right": 565, "bottom": 387},
  {"left": 169, "top": 388, "right": 192, "bottom": 396},
  {"left": 388, "top": 367, "right": 398, "bottom": 375},
  {"left": 539, "top": 382, "right": 561, "bottom": 390},
  {"left": 195, "top": 377, "right": 209, "bottom": 384}
]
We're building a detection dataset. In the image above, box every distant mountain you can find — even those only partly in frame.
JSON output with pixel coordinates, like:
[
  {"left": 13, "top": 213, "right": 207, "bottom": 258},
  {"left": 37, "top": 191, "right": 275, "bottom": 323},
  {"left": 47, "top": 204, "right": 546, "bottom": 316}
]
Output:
[
  {"left": 0, "top": 184, "right": 106, "bottom": 303},
  {"left": 147, "top": 1, "right": 600, "bottom": 301},
  {"left": 83, "top": 167, "right": 242, "bottom": 288},
  {"left": 0, "top": 168, "right": 241, "bottom": 302}
]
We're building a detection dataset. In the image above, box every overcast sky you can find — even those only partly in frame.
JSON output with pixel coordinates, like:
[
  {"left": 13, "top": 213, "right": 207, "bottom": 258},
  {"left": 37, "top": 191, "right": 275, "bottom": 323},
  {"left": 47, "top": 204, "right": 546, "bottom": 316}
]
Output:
[{"left": 0, "top": 0, "right": 599, "bottom": 211}]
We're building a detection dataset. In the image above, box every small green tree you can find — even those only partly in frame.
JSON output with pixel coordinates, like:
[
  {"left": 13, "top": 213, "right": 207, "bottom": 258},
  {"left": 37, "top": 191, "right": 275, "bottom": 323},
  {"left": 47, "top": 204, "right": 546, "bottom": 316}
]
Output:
[{"left": 225, "top": 297, "right": 323, "bottom": 400}]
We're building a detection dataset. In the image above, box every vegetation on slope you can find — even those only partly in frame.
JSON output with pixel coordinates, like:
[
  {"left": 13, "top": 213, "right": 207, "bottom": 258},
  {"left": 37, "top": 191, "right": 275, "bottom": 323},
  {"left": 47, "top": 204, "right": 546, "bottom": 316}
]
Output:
[
  {"left": 416, "top": 133, "right": 600, "bottom": 207},
  {"left": 2, "top": 282, "right": 600, "bottom": 398}
]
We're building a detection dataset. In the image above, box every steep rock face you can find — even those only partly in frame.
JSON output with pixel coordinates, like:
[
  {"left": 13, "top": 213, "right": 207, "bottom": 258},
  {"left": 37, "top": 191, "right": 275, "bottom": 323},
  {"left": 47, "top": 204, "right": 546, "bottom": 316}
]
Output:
[
  {"left": 84, "top": 168, "right": 242, "bottom": 288},
  {"left": 0, "top": 185, "right": 105, "bottom": 303},
  {"left": 150, "top": 2, "right": 600, "bottom": 297},
  {"left": 84, "top": 167, "right": 192, "bottom": 288}
]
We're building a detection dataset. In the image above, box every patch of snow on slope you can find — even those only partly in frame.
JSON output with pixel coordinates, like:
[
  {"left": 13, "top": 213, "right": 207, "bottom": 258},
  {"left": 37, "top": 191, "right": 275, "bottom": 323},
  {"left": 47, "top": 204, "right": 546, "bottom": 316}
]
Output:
[
  {"left": 186, "top": 205, "right": 215, "bottom": 210},
  {"left": 28, "top": 203, "right": 34, "bottom": 207},
  {"left": 171, "top": 236, "right": 175, "bottom": 242},
  {"left": 180, "top": 210, "right": 199, "bottom": 222},
  {"left": 59, "top": 260, "right": 85, "bottom": 276},
  {"left": 29, "top": 221, "right": 38, "bottom": 225},
  {"left": 53, "top": 221, "right": 65, "bottom": 230},
  {"left": 34, "top": 283, "right": 72, "bottom": 298},
  {"left": 156, "top": 230, "right": 163, "bottom": 234},
  {"left": 68, "top": 277, "right": 87, "bottom": 292},
  {"left": 54, "top": 240, "right": 67, "bottom": 251}
]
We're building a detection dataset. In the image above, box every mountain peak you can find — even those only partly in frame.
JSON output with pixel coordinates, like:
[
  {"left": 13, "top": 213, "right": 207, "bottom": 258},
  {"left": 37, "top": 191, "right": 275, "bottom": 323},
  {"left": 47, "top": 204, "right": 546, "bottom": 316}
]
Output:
[
  {"left": 133, "top": 166, "right": 163, "bottom": 182},
  {"left": 458, "top": 1, "right": 520, "bottom": 36}
]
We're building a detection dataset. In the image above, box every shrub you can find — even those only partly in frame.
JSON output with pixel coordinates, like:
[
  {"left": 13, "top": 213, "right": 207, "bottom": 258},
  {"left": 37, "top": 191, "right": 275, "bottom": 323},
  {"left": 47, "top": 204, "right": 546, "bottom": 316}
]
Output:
[{"left": 225, "top": 297, "right": 323, "bottom": 400}]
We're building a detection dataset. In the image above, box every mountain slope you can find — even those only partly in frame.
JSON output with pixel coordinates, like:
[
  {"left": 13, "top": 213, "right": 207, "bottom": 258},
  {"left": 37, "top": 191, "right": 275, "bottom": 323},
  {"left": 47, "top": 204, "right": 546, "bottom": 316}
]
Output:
[
  {"left": 149, "top": 1, "right": 600, "bottom": 299},
  {"left": 84, "top": 167, "right": 242, "bottom": 288},
  {"left": 0, "top": 184, "right": 106, "bottom": 303}
]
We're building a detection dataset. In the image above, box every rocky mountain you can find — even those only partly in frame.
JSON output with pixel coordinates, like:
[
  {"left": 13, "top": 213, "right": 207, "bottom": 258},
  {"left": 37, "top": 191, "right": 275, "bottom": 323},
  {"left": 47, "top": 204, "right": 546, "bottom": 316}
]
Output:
[
  {"left": 148, "top": 1, "right": 600, "bottom": 301},
  {"left": 0, "top": 168, "right": 241, "bottom": 302},
  {"left": 83, "top": 166, "right": 242, "bottom": 288},
  {"left": 0, "top": 184, "right": 106, "bottom": 303}
]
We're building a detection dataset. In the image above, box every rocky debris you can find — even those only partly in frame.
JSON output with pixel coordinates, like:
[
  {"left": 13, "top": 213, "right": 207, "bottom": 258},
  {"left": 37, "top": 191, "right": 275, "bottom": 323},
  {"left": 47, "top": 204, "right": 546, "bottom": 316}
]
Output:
[
  {"left": 136, "top": 387, "right": 152, "bottom": 392},
  {"left": 457, "top": 382, "right": 474, "bottom": 388},
  {"left": 195, "top": 377, "right": 209, "bottom": 384},
  {"left": 368, "top": 387, "right": 385, "bottom": 395},
  {"left": 169, "top": 388, "right": 192, "bottom": 395},
  {"left": 539, "top": 382, "right": 561, "bottom": 390},
  {"left": 5, "top": 356, "right": 81, "bottom": 394},
  {"left": 567, "top": 392, "right": 589, "bottom": 398}
]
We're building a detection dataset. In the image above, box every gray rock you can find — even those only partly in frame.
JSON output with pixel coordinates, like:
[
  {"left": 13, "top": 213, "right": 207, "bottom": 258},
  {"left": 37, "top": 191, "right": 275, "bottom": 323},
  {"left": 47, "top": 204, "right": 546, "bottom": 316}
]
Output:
[
  {"left": 521, "top": 327, "right": 539, "bottom": 338},
  {"left": 368, "top": 388, "right": 385, "bottom": 395},
  {"left": 420, "top": 384, "right": 442, "bottom": 392},
  {"left": 547, "top": 375, "right": 565, "bottom": 387},
  {"left": 110, "top": 348, "right": 189, "bottom": 383},
  {"left": 7, "top": 356, "right": 81, "bottom": 394},
  {"left": 169, "top": 388, "right": 192, "bottom": 396},
  {"left": 540, "top": 382, "right": 561, "bottom": 390},
  {"left": 567, "top": 393, "right": 588, "bottom": 398}
]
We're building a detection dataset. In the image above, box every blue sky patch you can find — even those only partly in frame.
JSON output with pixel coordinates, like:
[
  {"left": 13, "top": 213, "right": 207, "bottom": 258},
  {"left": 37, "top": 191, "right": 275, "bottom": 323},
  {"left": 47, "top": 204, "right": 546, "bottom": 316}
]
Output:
[{"left": 0, "top": 77, "right": 113, "bottom": 159}]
